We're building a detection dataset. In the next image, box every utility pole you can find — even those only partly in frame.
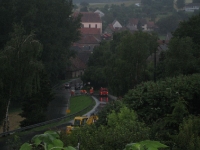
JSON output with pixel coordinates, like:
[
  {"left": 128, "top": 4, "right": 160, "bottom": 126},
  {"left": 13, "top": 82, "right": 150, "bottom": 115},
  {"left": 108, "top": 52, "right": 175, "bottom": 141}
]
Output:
[{"left": 154, "top": 48, "right": 157, "bottom": 83}]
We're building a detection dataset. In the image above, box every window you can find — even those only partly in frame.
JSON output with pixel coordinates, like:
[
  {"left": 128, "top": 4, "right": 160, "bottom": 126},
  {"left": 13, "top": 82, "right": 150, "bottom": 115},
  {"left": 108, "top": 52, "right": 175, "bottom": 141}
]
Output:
[
  {"left": 95, "top": 24, "right": 97, "bottom": 28},
  {"left": 89, "top": 24, "right": 91, "bottom": 28}
]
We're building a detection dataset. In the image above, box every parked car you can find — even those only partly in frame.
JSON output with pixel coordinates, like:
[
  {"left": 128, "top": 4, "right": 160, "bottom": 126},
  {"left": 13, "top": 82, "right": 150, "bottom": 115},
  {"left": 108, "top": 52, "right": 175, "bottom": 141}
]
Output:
[
  {"left": 99, "top": 87, "right": 108, "bottom": 96},
  {"left": 65, "top": 83, "right": 70, "bottom": 89}
]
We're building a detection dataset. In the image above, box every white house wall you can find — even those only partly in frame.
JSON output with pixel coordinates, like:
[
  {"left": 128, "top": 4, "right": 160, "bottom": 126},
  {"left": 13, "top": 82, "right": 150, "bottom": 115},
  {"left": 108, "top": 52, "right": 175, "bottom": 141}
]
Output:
[
  {"left": 113, "top": 21, "right": 122, "bottom": 28},
  {"left": 82, "top": 22, "right": 102, "bottom": 33}
]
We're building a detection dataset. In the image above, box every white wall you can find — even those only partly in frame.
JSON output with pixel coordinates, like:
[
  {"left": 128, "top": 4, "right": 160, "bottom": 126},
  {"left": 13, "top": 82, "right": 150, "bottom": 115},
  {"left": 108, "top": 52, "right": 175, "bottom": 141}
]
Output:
[{"left": 82, "top": 22, "right": 102, "bottom": 33}]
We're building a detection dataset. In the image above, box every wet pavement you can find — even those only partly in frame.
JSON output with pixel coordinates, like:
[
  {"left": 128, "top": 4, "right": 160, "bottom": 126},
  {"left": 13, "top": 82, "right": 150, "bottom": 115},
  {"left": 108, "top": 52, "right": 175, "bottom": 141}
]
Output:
[{"left": 47, "top": 78, "right": 83, "bottom": 120}]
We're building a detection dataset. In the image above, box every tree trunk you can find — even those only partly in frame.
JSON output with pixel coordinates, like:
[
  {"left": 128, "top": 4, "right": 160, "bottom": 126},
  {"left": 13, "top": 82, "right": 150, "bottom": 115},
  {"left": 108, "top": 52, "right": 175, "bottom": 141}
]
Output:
[{"left": 3, "top": 100, "right": 10, "bottom": 133}]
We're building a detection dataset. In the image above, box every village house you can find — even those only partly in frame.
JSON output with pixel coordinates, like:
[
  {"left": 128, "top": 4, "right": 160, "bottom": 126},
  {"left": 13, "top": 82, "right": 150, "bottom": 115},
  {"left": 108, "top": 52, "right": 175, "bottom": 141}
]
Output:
[
  {"left": 184, "top": 3, "right": 200, "bottom": 12},
  {"left": 104, "top": 19, "right": 126, "bottom": 34},
  {"left": 66, "top": 57, "right": 86, "bottom": 79},
  {"left": 126, "top": 18, "right": 156, "bottom": 31}
]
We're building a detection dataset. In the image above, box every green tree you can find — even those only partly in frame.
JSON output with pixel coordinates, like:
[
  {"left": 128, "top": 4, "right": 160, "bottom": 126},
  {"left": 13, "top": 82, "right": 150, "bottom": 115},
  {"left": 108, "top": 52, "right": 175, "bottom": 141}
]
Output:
[
  {"left": 174, "top": 116, "right": 200, "bottom": 150},
  {"left": 64, "top": 106, "right": 149, "bottom": 150},
  {"left": 164, "top": 37, "right": 200, "bottom": 77},
  {"left": 105, "top": 31, "right": 158, "bottom": 96},
  {"left": 156, "top": 15, "right": 179, "bottom": 34},
  {"left": 193, "top": 0, "right": 200, "bottom": 2},
  {"left": 0, "top": 24, "right": 43, "bottom": 131},
  {"left": 80, "top": 1, "right": 89, "bottom": 7},
  {"left": 176, "top": 0, "right": 185, "bottom": 9},
  {"left": 173, "top": 13, "right": 200, "bottom": 48},
  {"left": 6, "top": 0, "right": 81, "bottom": 83},
  {"left": 123, "top": 74, "right": 200, "bottom": 124},
  {"left": 20, "top": 71, "right": 54, "bottom": 127},
  {"left": 81, "top": 41, "right": 111, "bottom": 88}
]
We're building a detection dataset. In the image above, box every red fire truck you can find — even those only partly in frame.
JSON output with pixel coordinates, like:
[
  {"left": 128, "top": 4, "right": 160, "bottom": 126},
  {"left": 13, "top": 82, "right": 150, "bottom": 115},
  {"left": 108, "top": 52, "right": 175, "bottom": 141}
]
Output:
[{"left": 99, "top": 87, "right": 108, "bottom": 96}]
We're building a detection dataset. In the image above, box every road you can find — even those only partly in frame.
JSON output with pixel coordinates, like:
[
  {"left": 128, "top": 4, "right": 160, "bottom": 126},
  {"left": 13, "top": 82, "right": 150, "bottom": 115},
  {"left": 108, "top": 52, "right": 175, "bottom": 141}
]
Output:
[{"left": 47, "top": 78, "right": 82, "bottom": 120}]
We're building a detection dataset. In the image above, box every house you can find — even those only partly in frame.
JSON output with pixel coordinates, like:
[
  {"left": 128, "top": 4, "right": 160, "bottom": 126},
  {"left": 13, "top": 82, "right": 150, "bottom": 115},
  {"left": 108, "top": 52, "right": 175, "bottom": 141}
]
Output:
[
  {"left": 104, "top": 20, "right": 126, "bottom": 34},
  {"left": 94, "top": 9, "right": 105, "bottom": 18},
  {"left": 140, "top": 19, "right": 147, "bottom": 31},
  {"left": 147, "top": 40, "right": 169, "bottom": 64},
  {"left": 73, "top": 34, "right": 101, "bottom": 50},
  {"left": 147, "top": 21, "right": 156, "bottom": 31},
  {"left": 101, "top": 33, "right": 112, "bottom": 41},
  {"left": 126, "top": 18, "right": 139, "bottom": 31},
  {"left": 72, "top": 12, "right": 102, "bottom": 50},
  {"left": 184, "top": 3, "right": 200, "bottom": 12},
  {"left": 75, "top": 12, "right": 102, "bottom": 33},
  {"left": 112, "top": 20, "right": 123, "bottom": 29},
  {"left": 66, "top": 57, "right": 86, "bottom": 79},
  {"left": 127, "top": 18, "right": 156, "bottom": 31}
]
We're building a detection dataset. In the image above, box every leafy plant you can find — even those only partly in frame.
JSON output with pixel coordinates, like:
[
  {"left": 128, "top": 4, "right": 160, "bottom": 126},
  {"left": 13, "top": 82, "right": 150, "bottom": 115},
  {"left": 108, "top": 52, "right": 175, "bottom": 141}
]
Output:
[
  {"left": 20, "top": 131, "right": 76, "bottom": 150},
  {"left": 124, "top": 140, "right": 168, "bottom": 150}
]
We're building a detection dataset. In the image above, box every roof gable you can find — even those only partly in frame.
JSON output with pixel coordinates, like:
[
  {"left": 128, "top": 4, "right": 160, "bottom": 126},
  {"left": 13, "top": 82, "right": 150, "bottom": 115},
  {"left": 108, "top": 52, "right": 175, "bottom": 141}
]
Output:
[{"left": 81, "top": 12, "right": 101, "bottom": 23}]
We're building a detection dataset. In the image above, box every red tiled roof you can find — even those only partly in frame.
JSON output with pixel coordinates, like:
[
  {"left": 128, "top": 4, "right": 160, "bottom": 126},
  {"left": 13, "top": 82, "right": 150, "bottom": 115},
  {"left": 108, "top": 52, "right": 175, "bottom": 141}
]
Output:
[
  {"left": 108, "top": 24, "right": 115, "bottom": 31},
  {"left": 80, "top": 28, "right": 101, "bottom": 35},
  {"left": 147, "top": 21, "right": 155, "bottom": 28},
  {"left": 128, "top": 18, "right": 139, "bottom": 25},
  {"left": 74, "top": 12, "right": 101, "bottom": 23},
  {"left": 77, "top": 35, "right": 100, "bottom": 44}
]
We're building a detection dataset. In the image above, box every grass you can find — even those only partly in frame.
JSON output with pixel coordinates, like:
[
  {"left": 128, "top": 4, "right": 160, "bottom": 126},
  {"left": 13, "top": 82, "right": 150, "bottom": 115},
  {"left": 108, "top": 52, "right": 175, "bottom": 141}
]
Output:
[
  {"left": 88, "top": 0, "right": 140, "bottom": 9},
  {"left": 69, "top": 95, "right": 94, "bottom": 114},
  {"left": 185, "top": 0, "right": 192, "bottom": 3}
]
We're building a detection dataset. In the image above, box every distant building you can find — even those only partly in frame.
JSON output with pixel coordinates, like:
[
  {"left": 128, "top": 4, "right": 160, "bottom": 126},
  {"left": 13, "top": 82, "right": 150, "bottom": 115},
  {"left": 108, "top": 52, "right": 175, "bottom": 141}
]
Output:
[
  {"left": 104, "top": 20, "right": 126, "bottom": 34},
  {"left": 73, "top": 12, "right": 102, "bottom": 50},
  {"left": 184, "top": 3, "right": 200, "bottom": 12},
  {"left": 94, "top": 9, "right": 105, "bottom": 18},
  {"left": 126, "top": 18, "right": 156, "bottom": 31}
]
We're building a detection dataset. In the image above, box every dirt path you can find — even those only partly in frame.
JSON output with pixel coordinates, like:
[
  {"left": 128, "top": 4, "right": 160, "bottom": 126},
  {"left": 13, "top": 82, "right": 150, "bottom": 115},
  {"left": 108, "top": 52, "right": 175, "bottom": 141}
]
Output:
[{"left": 0, "top": 112, "right": 24, "bottom": 133}]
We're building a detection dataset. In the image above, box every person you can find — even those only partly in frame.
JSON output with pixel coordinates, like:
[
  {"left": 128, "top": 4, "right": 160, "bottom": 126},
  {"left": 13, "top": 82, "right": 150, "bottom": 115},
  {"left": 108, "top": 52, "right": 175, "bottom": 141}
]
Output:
[{"left": 90, "top": 87, "right": 94, "bottom": 95}]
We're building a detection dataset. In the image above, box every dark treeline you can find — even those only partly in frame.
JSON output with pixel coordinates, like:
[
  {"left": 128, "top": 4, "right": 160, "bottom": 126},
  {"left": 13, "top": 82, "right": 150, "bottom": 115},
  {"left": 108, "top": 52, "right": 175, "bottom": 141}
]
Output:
[{"left": 0, "top": 0, "right": 81, "bottom": 130}]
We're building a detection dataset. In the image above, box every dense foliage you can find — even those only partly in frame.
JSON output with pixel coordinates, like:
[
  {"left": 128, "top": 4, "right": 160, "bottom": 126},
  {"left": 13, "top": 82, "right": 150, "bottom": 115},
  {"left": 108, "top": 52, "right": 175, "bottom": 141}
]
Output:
[
  {"left": 123, "top": 74, "right": 200, "bottom": 124},
  {"left": 62, "top": 106, "right": 150, "bottom": 150},
  {"left": 0, "top": 0, "right": 81, "bottom": 127},
  {"left": 81, "top": 31, "right": 158, "bottom": 96}
]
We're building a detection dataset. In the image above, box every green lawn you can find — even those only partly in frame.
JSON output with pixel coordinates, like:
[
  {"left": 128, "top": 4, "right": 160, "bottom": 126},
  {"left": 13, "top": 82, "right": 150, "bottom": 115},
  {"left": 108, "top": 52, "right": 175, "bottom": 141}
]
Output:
[
  {"left": 89, "top": 0, "right": 140, "bottom": 9},
  {"left": 69, "top": 95, "right": 94, "bottom": 114}
]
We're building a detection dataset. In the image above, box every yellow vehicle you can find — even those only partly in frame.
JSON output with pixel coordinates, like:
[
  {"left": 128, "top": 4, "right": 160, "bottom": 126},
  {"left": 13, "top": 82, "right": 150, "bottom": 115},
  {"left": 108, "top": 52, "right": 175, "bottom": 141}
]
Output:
[{"left": 66, "top": 114, "right": 98, "bottom": 134}]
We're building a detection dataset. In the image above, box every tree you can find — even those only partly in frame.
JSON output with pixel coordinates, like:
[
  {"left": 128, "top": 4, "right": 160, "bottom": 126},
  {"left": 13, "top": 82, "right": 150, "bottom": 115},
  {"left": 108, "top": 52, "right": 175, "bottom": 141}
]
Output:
[
  {"left": 141, "top": 0, "right": 152, "bottom": 5},
  {"left": 176, "top": 0, "right": 185, "bottom": 9},
  {"left": 0, "top": 24, "right": 43, "bottom": 131},
  {"left": 105, "top": 31, "right": 158, "bottom": 96},
  {"left": 4, "top": 0, "right": 81, "bottom": 83},
  {"left": 80, "top": 6, "right": 88, "bottom": 12},
  {"left": 156, "top": 15, "right": 179, "bottom": 35},
  {"left": 173, "top": 13, "right": 200, "bottom": 47},
  {"left": 81, "top": 41, "right": 111, "bottom": 88},
  {"left": 20, "top": 71, "right": 54, "bottom": 127},
  {"left": 123, "top": 74, "right": 200, "bottom": 124},
  {"left": 164, "top": 37, "right": 200, "bottom": 77},
  {"left": 63, "top": 106, "right": 149, "bottom": 150},
  {"left": 193, "top": 0, "right": 200, "bottom": 2},
  {"left": 80, "top": 1, "right": 89, "bottom": 7}
]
